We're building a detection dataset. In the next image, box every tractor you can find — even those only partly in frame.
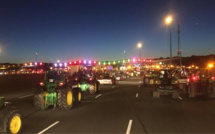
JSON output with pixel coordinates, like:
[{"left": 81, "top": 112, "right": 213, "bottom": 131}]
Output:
[
  {"left": 0, "top": 97, "right": 22, "bottom": 134},
  {"left": 33, "top": 70, "right": 82, "bottom": 110},
  {"left": 185, "top": 68, "right": 215, "bottom": 98},
  {"left": 143, "top": 70, "right": 159, "bottom": 86},
  {"left": 153, "top": 69, "right": 180, "bottom": 99},
  {"left": 70, "top": 70, "right": 100, "bottom": 95}
]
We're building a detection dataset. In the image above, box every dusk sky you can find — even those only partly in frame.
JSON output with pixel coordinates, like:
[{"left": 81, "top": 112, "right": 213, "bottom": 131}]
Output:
[{"left": 0, "top": 0, "right": 214, "bottom": 63}]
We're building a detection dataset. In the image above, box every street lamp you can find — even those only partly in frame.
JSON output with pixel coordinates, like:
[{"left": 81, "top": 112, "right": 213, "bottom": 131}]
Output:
[
  {"left": 35, "top": 53, "right": 38, "bottom": 62},
  {"left": 124, "top": 51, "right": 126, "bottom": 59},
  {"left": 137, "top": 43, "right": 142, "bottom": 59},
  {"left": 165, "top": 16, "right": 173, "bottom": 64}
]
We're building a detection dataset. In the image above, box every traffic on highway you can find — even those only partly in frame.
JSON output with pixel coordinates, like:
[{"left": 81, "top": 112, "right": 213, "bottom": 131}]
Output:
[{"left": 1, "top": 0, "right": 215, "bottom": 133}]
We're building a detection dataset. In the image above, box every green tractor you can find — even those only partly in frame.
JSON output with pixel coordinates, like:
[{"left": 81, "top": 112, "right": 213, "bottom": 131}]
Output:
[
  {"left": 33, "top": 70, "right": 82, "bottom": 110},
  {"left": 0, "top": 97, "right": 22, "bottom": 134},
  {"left": 186, "top": 68, "right": 215, "bottom": 98},
  {"left": 153, "top": 69, "right": 180, "bottom": 99},
  {"left": 143, "top": 70, "right": 159, "bottom": 86},
  {"left": 70, "top": 71, "right": 100, "bottom": 95}
]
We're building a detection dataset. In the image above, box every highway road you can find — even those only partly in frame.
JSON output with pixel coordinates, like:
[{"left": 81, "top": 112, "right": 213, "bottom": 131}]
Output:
[{"left": 4, "top": 76, "right": 215, "bottom": 133}]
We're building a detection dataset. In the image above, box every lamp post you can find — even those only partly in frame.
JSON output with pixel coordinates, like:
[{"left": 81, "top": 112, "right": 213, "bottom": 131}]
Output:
[
  {"left": 165, "top": 16, "right": 173, "bottom": 64},
  {"left": 137, "top": 43, "right": 142, "bottom": 59},
  {"left": 35, "top": 53, "right": 38, "bottom": 62}
]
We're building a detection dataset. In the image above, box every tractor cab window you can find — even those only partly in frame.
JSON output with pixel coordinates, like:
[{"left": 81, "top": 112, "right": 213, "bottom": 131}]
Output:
[{"left": 47, "top": 72, "right": 62, "bottom": 82}]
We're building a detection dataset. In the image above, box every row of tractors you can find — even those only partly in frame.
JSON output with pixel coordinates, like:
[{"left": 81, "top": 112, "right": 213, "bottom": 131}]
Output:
[
  {"left": 143, "top": 67, "right": 215, "bottom": 99},
  {"left": 0, "top": 66, "right": 101, "bottom": 133}
]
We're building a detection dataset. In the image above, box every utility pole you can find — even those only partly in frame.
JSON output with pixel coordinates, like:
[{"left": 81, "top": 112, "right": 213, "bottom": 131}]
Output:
[{"left": 177, "top": 22, "right": 182, "bottom": 67}]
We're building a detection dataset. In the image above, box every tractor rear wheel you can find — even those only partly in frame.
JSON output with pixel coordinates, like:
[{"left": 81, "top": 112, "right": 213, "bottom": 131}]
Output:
[
  {"left": 188, "top": 82, "right": 197, "bottom": 98},
  {"left": 33, "top": 92, "right": 46, "bottom": 110},
  {"left": 153, "top": 91, "right": 160, "bottom": 98},
  {"left": 74, "top": 88, "right": 82, "bottom": 104},
  {"left": 97, "top": 82, "right": 101, "bottom": 93},
  {"left": 58, "top": 88, "right": 73, "bottom": 110},
  {"left": 207, "top": 82, "right": 215, "bottom": 98},
  {"left": 0, "top": 106, "right": 22, "bottom": 134}
]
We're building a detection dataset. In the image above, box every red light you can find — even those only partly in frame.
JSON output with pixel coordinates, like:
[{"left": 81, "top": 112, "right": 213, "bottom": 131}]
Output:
[
  {"left": 175, "top": 81, "right": 178, "bottom": 84},
  {"left": 192, "top": 76, "right": 196, "bottom": 80},
  {"left": 212, "top": 77, "right": 215, "bottom": 80},
  {"left": 59, "top": 82, "right": 64, "bottom": 86},
  {"left": 138, "top": 59, "right": 141, "bottom": 62},
  {"left": 69, "top": 62, "right": 72, "bottom": 65},
  {"left": 75, "top": 78, "right": 78, "bottom": 81},
  {"left": 89, "top": 77, "right": 93, "bottom": 81},
  {"left": 40, "top": 62, "right": 43, "bottom": 65},
  {"left": 93, "top": 61, "right": 96, "bottom": 64},
  {"left": 39, "top": 82, "right": 44, "bottom": 86},
  {"left": 149, "top": 60, "right": 152, "bottom": 62},
  {"left": 143, "top": 59, "right": 146, "bottom": 62},
  {"left": 155, "top": 81, "right": 158, "bottom": 84},
  {"left": 74, "top": 61, "right": 77, "bottom": 64},
  {"left": 79, "top": 60, "right": 82, "bottom": 64}
]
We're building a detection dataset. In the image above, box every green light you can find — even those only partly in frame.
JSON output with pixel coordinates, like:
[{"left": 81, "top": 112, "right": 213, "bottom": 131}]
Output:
[
  {"left": 123, "top": 60, "right": 125, "bottom": 63},
  {"left": 113, "top": 61, "right": 116, "bottom": 64},
  {"left": 98, "top": 61, "right": 101, "bottom": 65},
  {"left": 103, "top": 62, "right": 106, "bottom": 65},
  {"left": 108, "top": 62, "right": 110, "bottom": 65},
  {"left": 128, "top": 59, "right": 130, "bottom": 62},
  {"left": 118, "top": 60, "right": 120, "bottom": 63}
]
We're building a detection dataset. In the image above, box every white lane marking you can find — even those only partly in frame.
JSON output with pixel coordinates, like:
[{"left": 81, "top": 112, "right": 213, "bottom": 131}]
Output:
[
  {"left": 136, "top": 93, "right": 138, "bottom": 98},
  {"left": 18, "top": 94, "right": 34, "bottom": 99},
  {"left": 112, "top": 86, "right": 115, "bottom": 88},
  {"left": 38, "top": 121, "right": 59, "bottom": 134},
  {"left": 126, "top": 120, "right": 133, "bottom": 134},
  {"left": 179, "top": 96, "right": 183, "bottom": 100},
  {"left": 95, "top": 94, "right": 102, "bottom": 99}
]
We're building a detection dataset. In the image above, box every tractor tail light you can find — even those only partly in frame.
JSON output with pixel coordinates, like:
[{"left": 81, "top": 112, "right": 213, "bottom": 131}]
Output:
[
  {"left": 192, "top": 76, "right": 196, "bottom": 81},
  {"left": 75, "top": 78, "right": 78, "bottom": 81},
  {"left": 39, "top": 82, "right": 44, "bottom": 86},
  {"left": 59, "top": 82, "right": 64, "bottom": 86},
  {"left": 89, "top": 77, "right": 93, "bottom": 81},
  {"left": 212, "top": 77, "right": 215, "bottom": 80},
  {"left": 175, "top": 80, "right": 178, "bottom": 84}
]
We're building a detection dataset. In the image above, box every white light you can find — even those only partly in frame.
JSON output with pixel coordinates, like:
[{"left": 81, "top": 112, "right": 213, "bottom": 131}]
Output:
[
  {"left": 89, "top": 60, "right": 92, "bottom": 64},
  {"left": 54, "top": 63, "right": 57, "bottom": 67},
  {"left": 64, "top": 63, "right": 67, "bottom": 67},
  {"left": 84, "top": 60, "right": 87, "bottom": 64},
  {"left": 59, "top": 63, "right": 62, "bottom": 67},
  {"left": 35, "top": 62, "right": 37, "bottom": 65},
  {"left": 159, "top": 62, "right": 162, "bottom": 65}
]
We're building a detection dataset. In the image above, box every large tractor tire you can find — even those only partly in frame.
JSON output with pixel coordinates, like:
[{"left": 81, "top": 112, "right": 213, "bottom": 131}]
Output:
[
  {"left": 89, "top": 82, "right": 98, "bottom": 95},
  {"left": 153, "top": 91, "right": 160, "bottom": 98},
  {"left": 58, "top": 88, "right": 73, "bottom": 110},
  {"left": 33, "top": 92, "right": 46, "bottom": 110},
  {"left": 73, "top": 88, "right": 82, "bottom": 104},
  {"left": 188, "top": 82, "right": 197, "bottom": 98},
  {"left": 207, "top": 82, "right": 215, "bottom": 98},
  {"left": 0, "top": 106, "right": 22, "bottom": 134}
]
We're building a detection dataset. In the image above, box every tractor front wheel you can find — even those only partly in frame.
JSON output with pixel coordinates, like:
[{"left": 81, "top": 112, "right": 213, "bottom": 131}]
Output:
[
  {"left": 74, "top": 88, "right": 82, "bottom": 104},
  {"left": 0, "top": 106, "right": 22, "bottom": 134},
  {"left": 58, "top": 88, "right": 73, "bottom": 110}
]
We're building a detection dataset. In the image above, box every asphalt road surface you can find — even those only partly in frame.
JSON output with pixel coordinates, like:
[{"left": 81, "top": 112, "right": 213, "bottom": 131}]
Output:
[{"left": 4, "top": 76, "right": 215, "bottom": 133}]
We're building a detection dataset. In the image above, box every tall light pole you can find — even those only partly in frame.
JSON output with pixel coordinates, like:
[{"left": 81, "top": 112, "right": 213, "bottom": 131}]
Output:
[
  {"left": 137, "top": 43, "right": 142, "bottom": 59},
  {"left": 165, "top": 16, "right": 173, "bottom": 64},
  {"left": 124, "top": 51, "right": 126, "bottom": 59},
  {"left": 35, "top": 53, "right": 38, "bottom": 62}
]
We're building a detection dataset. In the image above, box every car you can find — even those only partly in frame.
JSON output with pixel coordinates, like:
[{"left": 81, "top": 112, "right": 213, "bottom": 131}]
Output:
[{"left": 97, "top": 73, "right": 116, "bottom": 85}]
